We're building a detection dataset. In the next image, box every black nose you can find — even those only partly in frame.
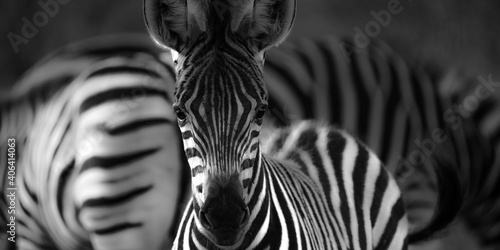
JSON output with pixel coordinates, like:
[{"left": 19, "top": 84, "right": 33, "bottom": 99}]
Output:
[{"left": 200, "top": 177, "right": 249, "bottom": 231}]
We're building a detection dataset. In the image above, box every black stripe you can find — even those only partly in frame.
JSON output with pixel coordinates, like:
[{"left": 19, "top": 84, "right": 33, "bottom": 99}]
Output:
[
  {"left": 269, "top": 129, "right": 290, "bottom": 154},
  {"left": 292, "top": 45, "right": 316, "bottom": 82},
  {"left": 472, "top": 99, "right": 495, "bottom": 123},
  {"left": 81, "top": 185, "right": 152, "bottom": 208},
  {"left": 23, "top": 176, "right": 38, "bottom": 203},
  {"left": 317, "top": 42, "right": 342, "bottom": 125},
  {"left": 79, "top": 87, "right": 168, "bottom": 114},
  {"left": 287, "top": 152, "right": 308, "bottom": 173},
  {"left": 380, "top": 61, "right": 401, "bottom": 162},
  {"left": 80, "top": 148, "right": 160, "bottom": 172},
  {"left": 374, "top": 197, "right": 405, "bottom": 250},
  {"left": 400, "top": 117, "right": 412, "bottom": 165},
  {"left": 327, "top": 131, "right": 353, "bottom": 245},
  {"left": 353, "top": 144, "right": 369, "bottom": 250},
  {"left": 51, "top": 115, "right": 71, "bottom": 161},
  {"left": 370, "top": 166, "right": 389, "bottom": 226},
  {"left": 250, "top": 142, "right": 259, "bottom": 153},
  {"left": 76, "top": 46, "right": 157, "bottom": 58},
  {"left": 410, "top": 71, "right": 427, "bottom": 130},
  {"left": 241, "top": 158, "right": 254, "bottom": 170},
  {"left": 57, "top": 159, "right": 75, "bottom": 223},
  {"left": 185, "top": 148, "right": 202, "bottom": 159},
  {"left": 492, "top": 128, "right": 500, "bottom": 147},
  {"left": 182, "top": 131, "right": 193, "bottom": 140},
  {"left": 87, "top": 65, "right": 161, "bottom": 79},
  {"left": 93, "top": 222, "right": 143, "bottom": 235},
  {"left": 196, "top": 184, "right": 203, "bottom": 193},
  {"left": 105, "top": 118, "right": 171, "bottom": 135},
  {"left": 242, "top": 178, "right": 252, "bottom": 189},
  {"left": 368, "top": 46, "right": 382, "bottom": 84},
  {"left": 350, "top": 53, "right": 370, "bottom": 140},
  {"left": 297, "top": 129, "right": 327, "bottom": 187},
  {"left": 265, "top": 60, "right": 312, "bottom": 118},
  {"left": 191, "top": 165, "right": 204, "bottom": 177}
]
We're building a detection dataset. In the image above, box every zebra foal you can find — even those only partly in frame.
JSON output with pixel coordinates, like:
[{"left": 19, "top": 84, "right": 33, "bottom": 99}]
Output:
[{"left": 142, "top": 0, "right": 431, "bottom": 249}]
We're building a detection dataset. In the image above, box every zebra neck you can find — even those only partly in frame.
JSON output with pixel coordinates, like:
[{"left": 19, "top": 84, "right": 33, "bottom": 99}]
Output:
[{"left": 236, "top": 155, "right": 295, "bottom": 249}]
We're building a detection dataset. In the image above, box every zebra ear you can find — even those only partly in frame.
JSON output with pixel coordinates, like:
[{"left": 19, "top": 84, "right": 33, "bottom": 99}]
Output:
[
  {"left": 232, "top": 0, "right": 297, "bottom": 52},
  {"left": 143, "top": 0, "right": 207, "bottom": 52}
]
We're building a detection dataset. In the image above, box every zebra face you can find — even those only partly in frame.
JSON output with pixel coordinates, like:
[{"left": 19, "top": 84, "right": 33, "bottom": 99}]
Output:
[
  {"left": 144, "top": 0, "right": 296, "bottom": 246},
  {"left": 172, "top": 39, "right": 268, "bottom": 245}
]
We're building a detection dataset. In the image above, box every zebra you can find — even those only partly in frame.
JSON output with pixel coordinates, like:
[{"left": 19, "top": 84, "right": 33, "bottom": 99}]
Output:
[
  {"left": 259, "top": 35, "right": 500, "bottom": 247},
  {"left": 0, "top": 35, "right": 189, "bottom": 250},
  {"left": 143, "top": 0, "right": 461, "bottom": 249}
]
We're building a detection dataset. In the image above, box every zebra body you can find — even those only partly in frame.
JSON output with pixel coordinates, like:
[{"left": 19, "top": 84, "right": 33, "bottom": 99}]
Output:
[
  {"left": 261, "top": 35, "right": 499, "bottom": 244},
  {"left": 0, "top": 38, "right": 184, "bottom": 249},
  {"left": 174, "top": 121, "right": 408, "bottom": 249}
]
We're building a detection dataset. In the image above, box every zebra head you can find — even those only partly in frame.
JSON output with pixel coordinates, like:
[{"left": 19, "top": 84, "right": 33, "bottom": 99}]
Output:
[{"left": 144, "top": 0, "right": 296, "bottom": 246}]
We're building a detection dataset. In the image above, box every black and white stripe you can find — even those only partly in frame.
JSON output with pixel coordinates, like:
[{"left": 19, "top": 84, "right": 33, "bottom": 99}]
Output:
[
  {"left": 174, "top": 121, "right": 409, "bottom": 250},
  {"left": 261, "top": 35, "right": 497, "bottom": 246}
]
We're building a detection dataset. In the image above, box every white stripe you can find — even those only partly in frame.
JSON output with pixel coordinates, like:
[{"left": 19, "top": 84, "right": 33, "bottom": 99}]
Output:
[
  {"left": 267, "top": 167, "right": 290, "bottom": 250},
  {"left": 372, "top": 176, "right": 401, "bottom": 245},
  {"left": 341, "top": 133, "right": 361, "bottom": 250},
  {"left": 362, "top": 152, "right": 381, "bottom": 247}
]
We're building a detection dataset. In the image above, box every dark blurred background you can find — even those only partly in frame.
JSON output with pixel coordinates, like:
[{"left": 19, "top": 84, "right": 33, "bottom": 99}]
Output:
[
  {"left": 1, "top": 1, "right": 499, "bottom": 249},
  {"left": 1, "top": 0, "right": 499, "bottom": 88}
]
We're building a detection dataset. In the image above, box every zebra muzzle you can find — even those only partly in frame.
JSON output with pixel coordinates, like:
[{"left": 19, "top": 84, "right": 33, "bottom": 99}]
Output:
[{"left": 199, "top": 176, "right": 250, "bottom": 245}]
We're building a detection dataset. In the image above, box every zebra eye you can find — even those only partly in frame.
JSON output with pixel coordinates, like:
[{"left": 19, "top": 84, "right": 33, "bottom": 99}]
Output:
[
  {"left": 173, "top": 105, "right": 187, "bottom": 121},
  {"left": 255, "top": 105, "right": 267, "bottom": 120},
  {"left": 176, "top": 110, "right": 187, "bottom": 120}
]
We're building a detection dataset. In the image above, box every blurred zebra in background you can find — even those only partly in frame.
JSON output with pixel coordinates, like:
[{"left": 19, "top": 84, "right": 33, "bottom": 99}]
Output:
[
  {"left": 261, "top": 35, "right": 500, "bottom": 248},
  {"left": 0, "top": 35, "right": 189, "bottom": 250}
]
